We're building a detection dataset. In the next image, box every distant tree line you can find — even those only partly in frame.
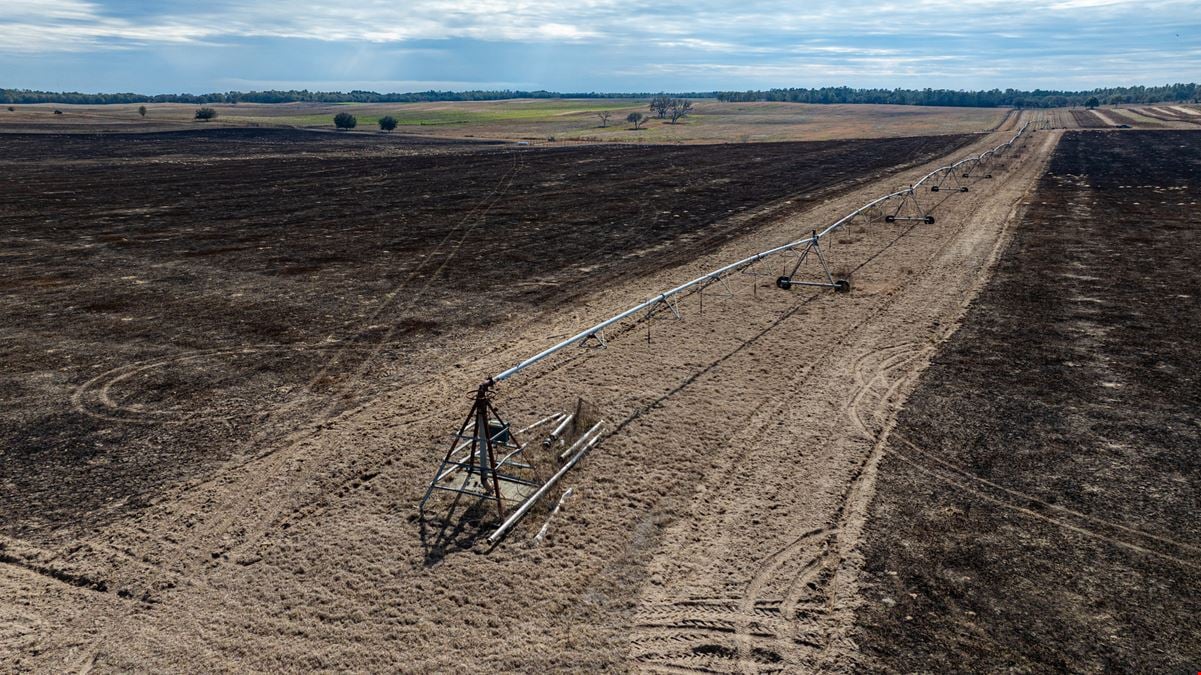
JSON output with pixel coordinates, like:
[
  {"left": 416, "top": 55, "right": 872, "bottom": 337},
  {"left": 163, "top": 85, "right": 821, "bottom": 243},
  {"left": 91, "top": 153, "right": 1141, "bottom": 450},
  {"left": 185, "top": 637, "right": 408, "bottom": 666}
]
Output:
[
  {"left": 0, "top": 88, "right": 715, "bottom": 105},
  {"left": 4, "top": 83, "right": 1197, "bottom": 109},
  {"left": 714, "top": 83, "right": 1200, "bottom": 108}
]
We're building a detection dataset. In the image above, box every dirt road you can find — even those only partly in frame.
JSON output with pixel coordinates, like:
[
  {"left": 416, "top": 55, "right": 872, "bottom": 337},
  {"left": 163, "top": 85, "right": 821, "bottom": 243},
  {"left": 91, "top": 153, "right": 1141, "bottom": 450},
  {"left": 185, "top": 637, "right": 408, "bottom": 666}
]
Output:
[{"left": 1, "top": 117, "right": 1059, "bottom": 672}]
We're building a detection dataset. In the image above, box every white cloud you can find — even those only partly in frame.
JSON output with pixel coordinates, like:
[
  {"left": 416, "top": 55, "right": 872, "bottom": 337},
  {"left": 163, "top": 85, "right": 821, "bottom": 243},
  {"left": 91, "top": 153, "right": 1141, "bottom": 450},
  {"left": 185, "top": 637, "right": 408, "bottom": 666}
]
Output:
[
  {"left": 0, "top": 0, "right": 1193, "bottom": 53},
  {"left": 0, "top": 0, "right": 1198, "bottom": 88}
]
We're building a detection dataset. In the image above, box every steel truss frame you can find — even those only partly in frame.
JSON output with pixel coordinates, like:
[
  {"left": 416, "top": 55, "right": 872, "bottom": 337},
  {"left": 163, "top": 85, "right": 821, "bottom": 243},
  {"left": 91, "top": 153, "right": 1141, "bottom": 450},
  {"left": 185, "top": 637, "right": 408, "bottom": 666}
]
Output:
[{"left": 419, "top": 122, "right": 1031, "bottom": 538}]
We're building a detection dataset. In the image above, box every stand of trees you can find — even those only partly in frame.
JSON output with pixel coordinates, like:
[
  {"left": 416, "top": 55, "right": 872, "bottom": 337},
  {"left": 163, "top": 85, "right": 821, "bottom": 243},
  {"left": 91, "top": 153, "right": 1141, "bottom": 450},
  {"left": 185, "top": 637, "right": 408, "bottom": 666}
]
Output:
[
  {"left": 714, "top": 83, "right": 1200, "bottom": 108},
  {"left": 3, "top": 83, "right": 1197, "bottom": 109},
  {"left": 0, "top": 88, "right": 714, "bottom": 106}
]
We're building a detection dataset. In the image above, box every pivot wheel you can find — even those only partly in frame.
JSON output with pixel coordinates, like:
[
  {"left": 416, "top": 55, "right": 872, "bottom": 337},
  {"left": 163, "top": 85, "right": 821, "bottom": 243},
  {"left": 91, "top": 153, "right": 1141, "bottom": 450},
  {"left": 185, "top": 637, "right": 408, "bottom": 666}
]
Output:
[
  {"left": 834, "top": 279, "right": 852, "bottom": 293},
  {"left": 884, "top": 215, "right": 896, "bottom": 223},
  {"left": 776, "top": 276, "right": 793, "bottom": 290},
  {"left": 924, "top": 215, "right": 936, "bottom": 224}
]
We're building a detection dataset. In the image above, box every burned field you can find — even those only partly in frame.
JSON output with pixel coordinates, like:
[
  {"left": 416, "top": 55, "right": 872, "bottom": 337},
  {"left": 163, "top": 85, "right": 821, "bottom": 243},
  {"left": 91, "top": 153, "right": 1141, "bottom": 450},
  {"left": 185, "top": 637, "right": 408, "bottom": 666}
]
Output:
[
  {"left": 854, "top": 130, "right": 1201, "bottom": 670},
  {"left": 1070, "top": 109, "right": 1110, "bottom": 129},
  {"left": 0, "top": 128, "right": 973, "bottom": 545}
]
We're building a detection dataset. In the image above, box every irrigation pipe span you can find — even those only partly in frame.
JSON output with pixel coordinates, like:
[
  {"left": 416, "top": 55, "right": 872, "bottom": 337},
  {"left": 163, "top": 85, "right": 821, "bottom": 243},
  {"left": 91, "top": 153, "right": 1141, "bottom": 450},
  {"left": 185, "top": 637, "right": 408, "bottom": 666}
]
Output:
[
  {"left": 485, "top": 122, "right": 1030, "bottom": 390},
  {"left": 423, "top": 122, "right": 1031, "bottom": 537}
]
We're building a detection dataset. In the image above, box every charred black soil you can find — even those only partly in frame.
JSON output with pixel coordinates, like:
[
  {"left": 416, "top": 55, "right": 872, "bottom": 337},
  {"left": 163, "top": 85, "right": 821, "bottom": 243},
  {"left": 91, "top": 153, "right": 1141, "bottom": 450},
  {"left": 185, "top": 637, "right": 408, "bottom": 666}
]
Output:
[
  {"left": 0, "top": 129, "right": 972, "bottom": 544},
  {"left": 855, "top": 131, "right": 1201, "bottom": 671}
]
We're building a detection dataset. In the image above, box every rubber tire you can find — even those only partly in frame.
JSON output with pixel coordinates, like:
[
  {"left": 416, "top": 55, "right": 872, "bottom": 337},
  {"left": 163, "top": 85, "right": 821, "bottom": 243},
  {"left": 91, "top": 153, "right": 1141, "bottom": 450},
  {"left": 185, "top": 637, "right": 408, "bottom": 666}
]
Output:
[
  {"left": 776, "top": 276, "right": 792, "bottom": 290},
  {"left": 960, "top": 187, "right": 970, "bottom": 193},
  {"left": 884, "top": 215, "right": 896, "bottom": 223},
  {"left": 924, "top": 215, "right": 936, "bottom": 224},
  {"left": 834, "top": 279, "right": 851, "bottom": 294},
  {"left": 930, "top": 185, "right": 940, "bottom": 192}
]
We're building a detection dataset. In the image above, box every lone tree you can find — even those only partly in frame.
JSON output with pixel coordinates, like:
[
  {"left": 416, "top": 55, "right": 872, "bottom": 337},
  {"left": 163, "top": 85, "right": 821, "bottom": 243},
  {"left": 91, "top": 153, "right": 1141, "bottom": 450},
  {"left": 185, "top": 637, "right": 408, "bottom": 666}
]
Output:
[
  {"left": 626, "top": 112, "right": 647, "bottom": 130},
  {"left": 194, "top": 107, "right": 217, "bottom": 121},
  {"left": 649, "top": 94, "right": 671, "bottom": 119},
  {"left": 668, "top": 98, "right": 693, "bottom": 124},
  {"left": 1085, "top": 96, "right": 1100, "bottom": 109},
  {"left": 596, "top": 110, "right": 612, "bottom": 127},
  {"left": 378, "top": 115, "right": 398, "bottom": 132},
  {"left": 334, "top": 112, "right": 357, "bottom": 130},
  {"left": 138, "top": 105, "right": 147, "bottom": 117}
]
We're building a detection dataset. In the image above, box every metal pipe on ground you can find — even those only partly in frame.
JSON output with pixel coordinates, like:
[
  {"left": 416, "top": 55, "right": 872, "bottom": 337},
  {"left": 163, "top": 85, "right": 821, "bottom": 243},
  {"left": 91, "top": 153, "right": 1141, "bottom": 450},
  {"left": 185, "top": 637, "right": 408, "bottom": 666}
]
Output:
[
  {"left": 559, "top": 421, "right": 605, "bottom": 461},
  {"left": 489, "top": 424, "right": 605, "bottom": 545},
  {"left": 543, "top": 414, "right": 574, "bottom": 448}
]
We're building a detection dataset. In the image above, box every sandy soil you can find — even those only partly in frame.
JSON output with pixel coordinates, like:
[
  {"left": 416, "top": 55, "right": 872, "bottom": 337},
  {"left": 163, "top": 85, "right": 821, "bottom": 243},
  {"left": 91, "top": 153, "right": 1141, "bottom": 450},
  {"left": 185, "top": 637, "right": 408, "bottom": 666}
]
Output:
[
  {"left": 1109, "top": 106, "right": 1196, "bottom": 127},
  {"left": 1, "top": 113, "right": 1058, "bottom": 672},
  {"left": 1119, "top": 107, "right": 1200, "bottom": 129}
]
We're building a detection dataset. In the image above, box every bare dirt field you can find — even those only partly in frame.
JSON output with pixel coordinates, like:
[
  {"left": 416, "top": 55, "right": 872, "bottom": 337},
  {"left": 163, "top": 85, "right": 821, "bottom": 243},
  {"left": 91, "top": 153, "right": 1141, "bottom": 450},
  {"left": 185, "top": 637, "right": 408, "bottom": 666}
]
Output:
[
  {"left": 1134, "top": 106, "right": 1201, "bottom": 126},
  {"left": 0, "top": 100, "right": 1008, "bottom": 144},
  {"left": 0, "top": 105, "right": 1067, "bottom": 671},
  {"left": 853, "top": 130, "right": 1201, "bottom": 671},
  {"left": 1111, "top": 107, "right": 1199, "bottom": 130},
  {"left": 0, "top": 128, "right": 976, "bottom": 548}
]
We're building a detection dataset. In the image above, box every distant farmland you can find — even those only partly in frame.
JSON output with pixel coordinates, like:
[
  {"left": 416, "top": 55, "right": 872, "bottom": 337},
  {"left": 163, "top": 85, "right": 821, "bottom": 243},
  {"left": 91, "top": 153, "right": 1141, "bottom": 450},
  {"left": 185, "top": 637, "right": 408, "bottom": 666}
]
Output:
[{"left": 0, "top": 98, "right": 1008, "bottom": 143}]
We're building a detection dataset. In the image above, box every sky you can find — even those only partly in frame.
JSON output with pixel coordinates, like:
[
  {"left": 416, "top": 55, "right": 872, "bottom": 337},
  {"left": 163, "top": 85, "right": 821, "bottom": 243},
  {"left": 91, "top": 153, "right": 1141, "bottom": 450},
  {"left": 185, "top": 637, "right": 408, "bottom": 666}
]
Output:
[{"left": 1, "top": 0, "right": 1199, "bottom": 94}]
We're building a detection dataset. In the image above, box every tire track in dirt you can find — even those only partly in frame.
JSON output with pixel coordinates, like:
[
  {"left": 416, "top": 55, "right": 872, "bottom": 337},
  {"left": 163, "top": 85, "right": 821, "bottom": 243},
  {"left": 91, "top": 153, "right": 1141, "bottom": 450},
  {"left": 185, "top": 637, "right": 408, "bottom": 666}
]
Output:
[
  {"left": 626, "top": 340, "right": 928, "bottom": 673},
  {"left": 626, "top": 236, "right": 970, "bottom": 672},
  {"left": 47, "top": 151, "right": 529, "bottom": 593},
  {"left": 815, "top": 127, "right": 1064, "bottom": 671},
  {"left": 627, "top": 121, "right": 1059, "bottom": 673},
  {"left": 70, "top": 343, "right": 418, "bottom": 424},
  {"left": 890, "top": 436, "right": 1201, "bottom": 570},
  {"left": 623, "top": 335, "right": 947, "bottom": 673}
]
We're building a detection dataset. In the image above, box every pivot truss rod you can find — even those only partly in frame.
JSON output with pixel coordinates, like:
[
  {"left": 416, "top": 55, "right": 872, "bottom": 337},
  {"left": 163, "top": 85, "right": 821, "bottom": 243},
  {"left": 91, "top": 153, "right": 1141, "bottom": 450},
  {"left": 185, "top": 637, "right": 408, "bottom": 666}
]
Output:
[{"left": 484, "top": 122, "right": 1029, "bottom": 391}]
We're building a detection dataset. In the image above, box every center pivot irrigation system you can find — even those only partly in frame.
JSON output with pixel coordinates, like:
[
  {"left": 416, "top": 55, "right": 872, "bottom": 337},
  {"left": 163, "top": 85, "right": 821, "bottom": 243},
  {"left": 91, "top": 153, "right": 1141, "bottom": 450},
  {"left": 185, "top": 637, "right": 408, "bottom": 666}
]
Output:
[{"left": 419, "top": 122, "right": 1032, "bottom": 543}]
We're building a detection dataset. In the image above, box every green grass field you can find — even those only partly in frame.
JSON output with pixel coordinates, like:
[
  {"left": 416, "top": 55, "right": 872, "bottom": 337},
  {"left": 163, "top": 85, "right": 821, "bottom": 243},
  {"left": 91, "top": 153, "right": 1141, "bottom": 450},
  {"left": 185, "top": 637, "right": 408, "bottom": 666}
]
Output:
[{"left": 0, "top": 99, "right": 1008, "bottom": 143}]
